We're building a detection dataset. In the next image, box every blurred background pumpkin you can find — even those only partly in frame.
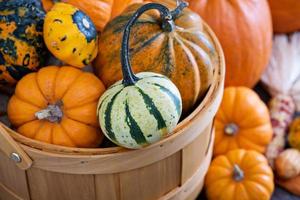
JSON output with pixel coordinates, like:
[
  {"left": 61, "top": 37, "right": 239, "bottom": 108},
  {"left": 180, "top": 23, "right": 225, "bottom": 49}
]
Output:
[
  {"left": 186, "top": 0, "right": 273, "bottom": 87},
  {"left": 41, "top": 0, "right": 142, "bottom": 31}
]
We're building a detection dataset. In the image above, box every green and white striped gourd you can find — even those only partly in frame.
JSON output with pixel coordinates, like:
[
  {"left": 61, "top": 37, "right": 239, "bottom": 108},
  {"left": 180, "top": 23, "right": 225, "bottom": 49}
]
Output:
[{"left": 97, "top": 2, "right": 184, "bottom": 149}]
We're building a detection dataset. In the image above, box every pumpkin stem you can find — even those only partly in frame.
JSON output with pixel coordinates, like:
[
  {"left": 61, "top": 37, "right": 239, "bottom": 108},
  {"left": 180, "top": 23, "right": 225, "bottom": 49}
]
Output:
[
  {"left": 171, "top": 0, "right": 189, "bottom": 19},
  {"left": 233, "top": 164, "right": 244, "bottom": 182},
  {"left": 120, "top": 2, "right": 188, "bottom": 86},
  {"left": 35, "top": 101, "right": 63, "bottom": 123},
  {"left": 224, "top": 123, "right": 239, "bottom": 136}
]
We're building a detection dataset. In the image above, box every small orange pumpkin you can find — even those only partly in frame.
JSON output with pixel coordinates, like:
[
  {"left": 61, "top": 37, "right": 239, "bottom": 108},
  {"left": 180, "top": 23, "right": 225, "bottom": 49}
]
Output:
[
  {"left": 214, "top": 87, "right": 273, "bottom": 156},
  {"left": 7, "top": 66, "right": 105, "bottom": 147},
  {"left": 41, "top": 0, "right": 142, "bottom": 31},
  {"left": 205, "top": 149, "right": 274, "bottom": 200}
]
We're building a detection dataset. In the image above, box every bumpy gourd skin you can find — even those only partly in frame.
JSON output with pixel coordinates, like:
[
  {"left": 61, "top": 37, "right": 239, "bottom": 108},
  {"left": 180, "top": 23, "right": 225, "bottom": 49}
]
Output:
[
  {"left": 0, "top": 0, "right": 46, "bottom": 85},
  {"left": 43, "top": 3, "right": 98, "bottom": 68}
]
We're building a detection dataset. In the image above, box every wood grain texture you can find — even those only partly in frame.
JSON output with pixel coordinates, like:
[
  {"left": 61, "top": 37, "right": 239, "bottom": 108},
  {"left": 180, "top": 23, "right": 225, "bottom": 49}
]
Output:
[
  {"left": 95, "top": 174, "right": 120, "bottom": 200},
  {"left": 119, "top": 151, "right": 181, "bottom": 200},
  {"left": 0, "top": 182, "right": 24, "bottom": 200},
  {"left": 27, "top": 168, "right": 96, "bottom": 200},
  {"left": 181, "top": 122, "right": 212, "bottom": 184},
  {"left": 0, "top": 151, "right": 30, "bottom": 200},
  {"left": 0, "top": 125, "right": 32, "bottom": 170}
]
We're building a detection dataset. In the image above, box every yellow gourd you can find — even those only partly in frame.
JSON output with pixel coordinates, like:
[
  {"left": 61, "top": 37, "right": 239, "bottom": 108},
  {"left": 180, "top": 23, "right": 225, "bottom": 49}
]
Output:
[{"left": 43, "top": 3, "right": 98, "bottom": 68}]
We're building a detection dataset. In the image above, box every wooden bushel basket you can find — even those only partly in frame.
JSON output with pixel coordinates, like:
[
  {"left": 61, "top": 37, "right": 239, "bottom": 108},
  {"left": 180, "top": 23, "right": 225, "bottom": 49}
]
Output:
[{"left": 0, "top": 23, "right": 225, "bottom": 200}]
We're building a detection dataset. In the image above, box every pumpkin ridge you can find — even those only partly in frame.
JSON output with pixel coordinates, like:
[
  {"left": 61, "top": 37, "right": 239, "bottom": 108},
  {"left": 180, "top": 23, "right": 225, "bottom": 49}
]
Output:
[
  {"left": 237, "top": 137, "right": 265, "bottom": 153},
  {"left": 124, "top": 100, "right": 148, "bottom": 145},
  {"left": 31, "top": 120, "right": 46, "bottom": 140},
  {"left": 59, "top": 121, "right": 78, "bottom": 147},
  {"left": 243, "top": 180, "right": 271, "bottom": 198},
  {"left": 173, "top": 35, "right": 200, "bottom": 103},
  {"left": 247, "top": 175, "right": 274, "bottom": 194},
  {"left": 63, "top": 104, "right": 98, "bottom": 128},
  {"left": 34, "top": 67, "right": 56, "bottom": 103},
  {"left": 14, "top": 84, "right": 45, "bottom": 109},
  {"left": 58, "top": 69, "right": 83, "bottom": 101},
  {"left": 176, "top": 33, "right": 212, "bottom": 93}
]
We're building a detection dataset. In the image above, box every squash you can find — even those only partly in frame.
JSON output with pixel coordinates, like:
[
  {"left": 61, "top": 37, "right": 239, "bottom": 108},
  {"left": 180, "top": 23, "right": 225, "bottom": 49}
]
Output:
[
  {"left": 288, "top": 117, "right": 300, "bottom": 150},
  {"left": 186, "top": 0, "right": 272, "bottom": 87},
  {"left": 277, "top": 176, "right": 300, "bottom": 196},
  {"left": 7, "top": 66, "right": 105, "bottom": 148},
  {"left": 268, "top": 0, "right": 300, "bottom": 33},
  {"left": 214, "top": 87, "right": 273, "bottom": 156},
  {"left": 275, "top": 149, "right": 300, "bottom": 179},
  {"left": 0, "top": 0, "right": 47, "bottom": 85},
  {"left": 43, "top": 3, "right": 98, "bottom": 68},
  {"left": 97, "top": 3, "right": 182, "bottom": 149},
  {"left": 41, "top": 0, "right": 142, "bottom": 31},
  {"left": 205, "top": 149, "right": 274, "bottom": 200},
  {"left": 94, "top": 1, "right": 217, "bottom": 115}
]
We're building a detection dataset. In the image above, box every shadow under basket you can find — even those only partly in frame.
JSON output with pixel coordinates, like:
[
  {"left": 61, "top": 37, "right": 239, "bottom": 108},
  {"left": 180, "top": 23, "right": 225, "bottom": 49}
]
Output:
[{"left": 0, "top": 23, "right": 225, "bottom": 200}]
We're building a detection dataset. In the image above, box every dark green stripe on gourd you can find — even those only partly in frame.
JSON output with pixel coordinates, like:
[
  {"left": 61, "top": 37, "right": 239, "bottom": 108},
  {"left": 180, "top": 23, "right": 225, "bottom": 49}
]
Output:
[
  {"left": 97, "top": 2, "right": 183, "bottom": 149},
  {"left": 103, "top": 90, "right": 123, "bottom": 141},
  {"left": 137, "top": 87, "right": 167, "bottom": 130},
  {"left": 124, "top": 101, "right": 148, "bottom": 145},
  {"left": 152, "top": 83, "right": 182, "bottom": 116}
]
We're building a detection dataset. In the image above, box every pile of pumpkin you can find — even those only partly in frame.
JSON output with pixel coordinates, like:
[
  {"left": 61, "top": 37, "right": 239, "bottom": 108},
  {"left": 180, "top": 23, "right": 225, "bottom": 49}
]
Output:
[
  {"left": 0, "top": 0, "right": 220, "bottom": 149},
  {"left": 1, "top": 0, "right": 300, "bottom": 199},
  {"left": 192, "top": 0, "right": 300, "bottom": 199}
]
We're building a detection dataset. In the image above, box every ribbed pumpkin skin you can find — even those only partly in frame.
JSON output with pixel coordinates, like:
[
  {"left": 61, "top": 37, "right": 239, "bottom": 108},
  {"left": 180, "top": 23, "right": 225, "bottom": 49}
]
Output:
[
  {"left": 97, "top": 72, "right": 182, "bottom": 149},
  {"left": 214, "top": 87, "right": 273, "bottom": 156},
  {"left": 41, "top": 0, "right": 142, "bottom": 31},
  {"left": 43, "top": 3, "right": 98, "bottom": 68},
  {"left": 0, "top": 0, "right": 46, "bottom": 85},
  {"left": 205, "top": 149, "right": 274, "bottom": 200},
  {"left": 187, "top": 0, "right": 272, "bottom": 87},
  {"left": 94, "top": 3, "right": 217, "bottom": 114},
  {"left": 8, "top": 66, "right": 105, "bottom": 148},
  {"left": 268, "top": 0, "right": 300, "bottom": 33}
]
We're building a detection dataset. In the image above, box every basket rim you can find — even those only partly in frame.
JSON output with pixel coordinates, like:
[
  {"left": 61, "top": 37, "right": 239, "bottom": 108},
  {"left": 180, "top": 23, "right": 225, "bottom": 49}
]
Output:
[{"left": 1, "top": 22, "right": 225, "bottom": 158}]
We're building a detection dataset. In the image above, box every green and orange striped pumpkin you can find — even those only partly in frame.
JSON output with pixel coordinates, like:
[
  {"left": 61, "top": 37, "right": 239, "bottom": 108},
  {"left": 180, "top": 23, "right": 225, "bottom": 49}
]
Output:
[{"left": 94, "top": 1, "right": 217, "bottom": 115}]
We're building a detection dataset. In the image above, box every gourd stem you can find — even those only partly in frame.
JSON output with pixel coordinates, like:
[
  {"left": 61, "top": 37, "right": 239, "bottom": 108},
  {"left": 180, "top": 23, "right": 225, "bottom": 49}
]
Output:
[
  {"left": 121, "top": 2, "right": 188, "bottom": 86},
  {"left": 35, "top": 101, "right": 63, "bottom": 123},
  {"left": 233, "top": 164, "right": 244, "bottom": 181},
  {"left": 224, "top": 123, "right": 239, "bottom": 136}
]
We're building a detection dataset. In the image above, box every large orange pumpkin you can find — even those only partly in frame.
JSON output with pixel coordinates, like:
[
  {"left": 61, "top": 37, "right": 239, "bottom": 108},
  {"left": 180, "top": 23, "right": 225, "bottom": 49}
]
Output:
[
  {"left": 205, "top": 149, "right": 274, "bottom": 200},
  {"left": 94, "top": 2, "right": 218, "bottom": 114},
  {"left": 7, "top": 66, "right": 105, "bottom": 148},
  {"left": 41, "top": 0, "right": 142, "bottom": 31},
  {"left": 214, "top": 87, "right": 273, "bottom": 156},
  {"left": 186, "top": 0, "right": 272, "bottom": 87},
  {"left": 268, "top": 0, "right": 300, "bottom": 33}
]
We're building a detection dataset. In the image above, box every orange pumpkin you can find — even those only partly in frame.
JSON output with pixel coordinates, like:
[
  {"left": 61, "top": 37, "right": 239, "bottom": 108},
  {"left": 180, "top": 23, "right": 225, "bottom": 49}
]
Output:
[
  {"left": 94, "top": 2, "right": 217, "bottom": 114},
  {"left": 268, "top": 0, "right": 300, "bottom": 33},
  {"left": 186, "top": 0, "right": 272, "bottom": 87},
  {"left": 41, "top": 0, "right": 142, "bottom": 31},
  {"left": 7, "top": 66, "right": 105, "bottom": 148},
  {"left": 214, "top": 87, "right": 273, "bottom": 156},
  {"left": 205, "top": 149, "right": 274, "bottom": 200}
]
